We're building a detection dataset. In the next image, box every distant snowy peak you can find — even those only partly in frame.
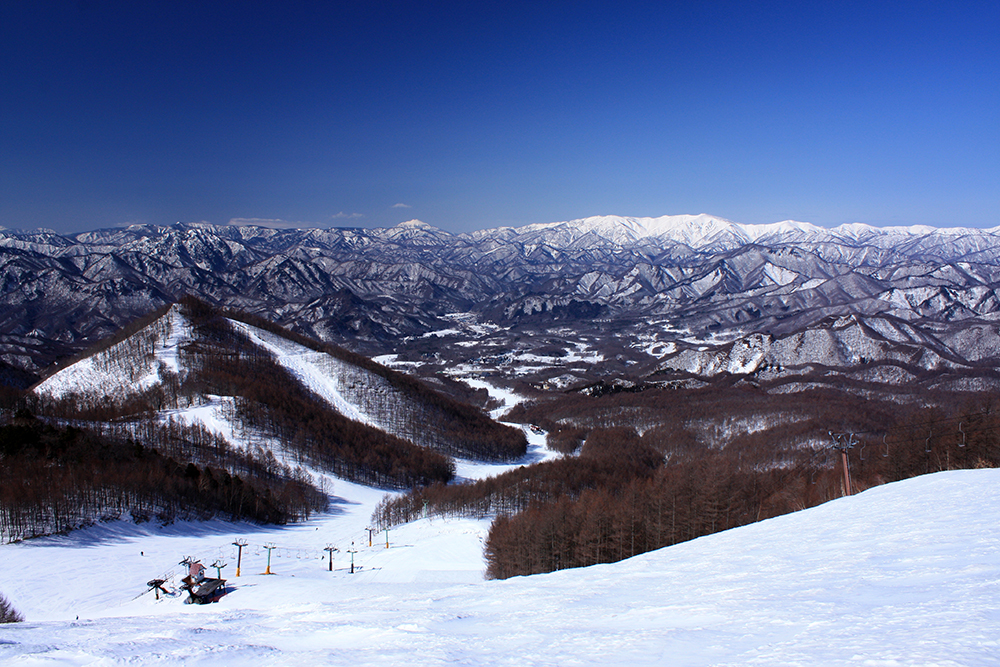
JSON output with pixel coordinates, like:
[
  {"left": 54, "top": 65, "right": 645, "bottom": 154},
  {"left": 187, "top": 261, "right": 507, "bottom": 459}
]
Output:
[
  {"left": 395, "top": 219, "right": 435, "bottom": 229},
  {"left": 498, "top": 214, "right": 1000, "bottom": 250},
  {"left": 501, "top": 214, "right": 826, "bottom": 249}
]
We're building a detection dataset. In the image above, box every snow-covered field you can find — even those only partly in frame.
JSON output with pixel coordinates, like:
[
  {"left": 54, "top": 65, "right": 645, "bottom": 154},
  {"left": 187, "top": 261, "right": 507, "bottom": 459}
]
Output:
[{"left": 2, "top": 469, "right": 999, "bottom": 665}]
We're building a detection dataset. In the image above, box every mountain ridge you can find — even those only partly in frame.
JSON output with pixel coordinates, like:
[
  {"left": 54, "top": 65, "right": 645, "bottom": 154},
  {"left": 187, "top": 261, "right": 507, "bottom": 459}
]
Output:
[
  {"left": 8, "top": 213, "right": 1000, "bottom": 251},
  {"left": 5, "top": 214, "right": 1000, "bottom": 395}
]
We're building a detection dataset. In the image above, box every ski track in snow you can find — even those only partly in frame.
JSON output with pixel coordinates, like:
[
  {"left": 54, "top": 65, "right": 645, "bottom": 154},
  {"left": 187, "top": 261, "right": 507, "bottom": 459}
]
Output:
[
  {"left": 1, "top": 470, "right": 999, "bottom": 665},
  {"left": 227, "top": 321, "right": 556, "bottom": 480},
  {"left": 228, "top": 320, "right": 374, "bottom": 427},
  {"left": 449, "top": 377, "right": 561, "bottom": 481}
]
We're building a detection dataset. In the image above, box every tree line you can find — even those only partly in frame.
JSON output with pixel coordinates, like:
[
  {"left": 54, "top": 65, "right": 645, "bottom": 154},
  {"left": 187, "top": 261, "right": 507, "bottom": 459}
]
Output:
[
  {"left": 484, "top": 403, "right": 1000, "bottom": 578},
  {"left": 375, "top": 386, "right": 1000, "bottom": 579},
  {"left": 0, "top": 591, "right": 22, "bottom": 623},
  {"left": 372, "top": 428, "right": 662, "bottom": 529},
  {"left": 0, "top": 412, "right": 322, "bottom": 543},
  {"left": 217, "top": 302, "right": 527, "bottom": 462}
]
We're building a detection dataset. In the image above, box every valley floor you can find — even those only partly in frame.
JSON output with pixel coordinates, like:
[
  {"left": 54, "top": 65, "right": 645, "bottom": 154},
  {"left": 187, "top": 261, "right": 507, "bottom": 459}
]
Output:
[{"left": 1, "top": 468, "right": 999, "bottom": 665}]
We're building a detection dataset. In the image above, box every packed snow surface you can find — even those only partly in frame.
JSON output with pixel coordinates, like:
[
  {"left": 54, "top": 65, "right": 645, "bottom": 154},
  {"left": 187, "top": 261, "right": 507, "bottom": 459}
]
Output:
[
  {"left": 228, "top": 320, "right": 374, "bottom": 426},
  {"left": 2, "top": 469, "right": 999, "bottom": 665}
]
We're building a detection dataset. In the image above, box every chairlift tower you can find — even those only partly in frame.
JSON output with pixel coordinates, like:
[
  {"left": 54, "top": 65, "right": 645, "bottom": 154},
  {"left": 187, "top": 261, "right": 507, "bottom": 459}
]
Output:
[
  {"left": 323, "top": 544, "right": 338, "bottom": 572},
  {"left": 828, "top": 431, "right": 857, "bottom": 496},
  {"left": 263, "top": 542, "right": 277, "bottom": 575},
  {"left": 232, "top": 539, "right": 248, "bottom": 577},
  {"left": 210, "top": 560, "right": 227, "bottom": 579},
  {"left": 348, "top": 542, "right": 357, "bottom": 574}
]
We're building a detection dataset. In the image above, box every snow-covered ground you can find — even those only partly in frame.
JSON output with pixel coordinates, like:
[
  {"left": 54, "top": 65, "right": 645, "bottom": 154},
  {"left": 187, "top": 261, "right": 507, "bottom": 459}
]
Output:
[
  {"left": 229, "top": 320, "right": 376, "bottom": 426},
  {"left": 2, "top": 469, "right": 999, "bottom": 665},
  {"left": 17, "top": 307, "right": 1000, "bottom": 664},
  {"left": 34, "top": 305, "right": 192, "bottom": 400},
  {"left": 459, "top": 377, "right": 522, "bottom": 421}
]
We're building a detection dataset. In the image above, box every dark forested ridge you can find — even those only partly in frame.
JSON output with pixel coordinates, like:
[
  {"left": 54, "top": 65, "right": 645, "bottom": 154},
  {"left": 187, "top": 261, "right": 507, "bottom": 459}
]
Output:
[{"left": 0, "top": 412, "right": 324, "bottom": 543}]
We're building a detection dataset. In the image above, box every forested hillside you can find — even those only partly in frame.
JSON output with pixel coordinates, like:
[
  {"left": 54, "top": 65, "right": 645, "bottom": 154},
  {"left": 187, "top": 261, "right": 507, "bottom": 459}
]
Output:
[
  {"left": 376, "top": 386, "right": 1000, "bottom": 578},
  {"left": 3, "top": 298, "right": 529, "bottom": 541},
  {"left": 28, "top": 298, "right": 525, "bottom": 488},
  {"left": 0, "top": 411, "right": 324, "bottom": 543}
]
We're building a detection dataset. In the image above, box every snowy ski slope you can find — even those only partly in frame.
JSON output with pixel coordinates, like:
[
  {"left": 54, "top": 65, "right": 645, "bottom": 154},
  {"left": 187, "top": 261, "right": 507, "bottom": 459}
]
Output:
[
  {"left": 33, "top": 305, "right": 192, "bottom": 400},
  {"left": 1, "top": 469, "right": 999, "bottom": 665},
  {"left": 16, "top": 306, "right": 1000, "bottom": 664}
]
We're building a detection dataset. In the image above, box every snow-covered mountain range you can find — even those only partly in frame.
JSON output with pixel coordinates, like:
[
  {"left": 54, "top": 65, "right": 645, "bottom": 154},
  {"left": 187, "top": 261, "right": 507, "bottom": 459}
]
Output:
[
  {"left": 5, "top": 214, "right": 1000, "bottom": 393},
  {"left": 481, "top": 213, "right": 1000, "bottom": 251}
]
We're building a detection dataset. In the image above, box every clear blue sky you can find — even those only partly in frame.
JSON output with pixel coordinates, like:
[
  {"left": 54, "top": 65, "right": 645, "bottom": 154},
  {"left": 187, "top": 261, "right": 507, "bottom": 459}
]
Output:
[{"left": 1, "top": 1, "right": 997, "bottom": 234}]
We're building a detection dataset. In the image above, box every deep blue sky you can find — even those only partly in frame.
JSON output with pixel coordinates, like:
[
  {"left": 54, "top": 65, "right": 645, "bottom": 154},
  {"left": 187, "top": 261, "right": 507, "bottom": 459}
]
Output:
[{"left": 1, "top": 1, "right": 997, "bottom": 235}]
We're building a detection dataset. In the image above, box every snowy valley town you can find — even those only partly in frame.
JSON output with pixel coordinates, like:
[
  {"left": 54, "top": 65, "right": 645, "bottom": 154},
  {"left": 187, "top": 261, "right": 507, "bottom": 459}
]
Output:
[{"left": 2, "top": 2, "right": 1000, "bottom": 665}]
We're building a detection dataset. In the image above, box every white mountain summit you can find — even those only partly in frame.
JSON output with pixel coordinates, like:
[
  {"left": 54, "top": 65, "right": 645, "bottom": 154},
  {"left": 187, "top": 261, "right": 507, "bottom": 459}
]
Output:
[{"left": 494, "top": 214, "right": 1000, "bottom": 250}]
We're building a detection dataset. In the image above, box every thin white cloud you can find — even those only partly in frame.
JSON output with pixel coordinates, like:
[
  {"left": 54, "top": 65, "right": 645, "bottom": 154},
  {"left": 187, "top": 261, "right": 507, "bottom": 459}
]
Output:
[
  {"left": 331, "top": 212, "right": 364, "bottom": 219},
  {"left": 391, "top": 203, "right": 412, "bottom": 209}
]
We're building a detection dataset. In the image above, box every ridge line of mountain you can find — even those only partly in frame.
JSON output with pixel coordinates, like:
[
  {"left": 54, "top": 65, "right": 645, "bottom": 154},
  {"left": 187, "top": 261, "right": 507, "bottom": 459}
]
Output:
[
  {"left": 5, "top": 213, "right": 1000, "bottom": 251},
  {"left": 5, "top": 213, "right": 1000, "bottom": 389}
]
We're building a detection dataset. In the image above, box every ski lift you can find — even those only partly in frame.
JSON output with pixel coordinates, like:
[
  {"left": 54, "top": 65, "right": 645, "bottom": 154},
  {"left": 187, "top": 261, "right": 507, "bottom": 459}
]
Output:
[
  {"left": 925, "top": 430, "right": 932, "bottom": 454},
  {"left": 210, "top": 560, "right": 227, "bottom": 579},
  {"left": 959, "top": 422, "right": 966, "bottom": 448},
  {"left": 859, "top": 441, "right": 867, "bottom": 462},
  {"left": 147, "top": 578, "right": 169, "bottom": 601},
  {"left": 882, "top": 434, "right": 889, "bottom": 458}
]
